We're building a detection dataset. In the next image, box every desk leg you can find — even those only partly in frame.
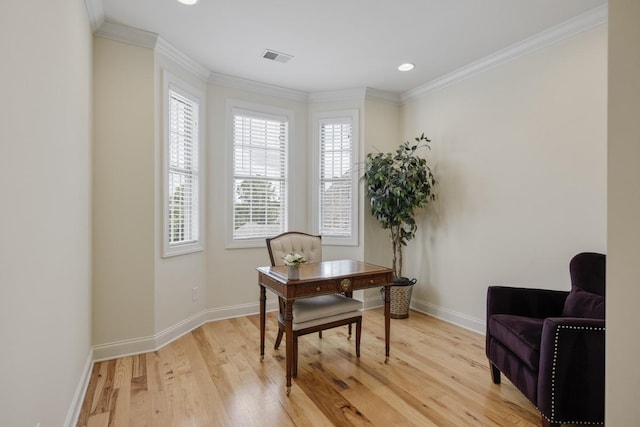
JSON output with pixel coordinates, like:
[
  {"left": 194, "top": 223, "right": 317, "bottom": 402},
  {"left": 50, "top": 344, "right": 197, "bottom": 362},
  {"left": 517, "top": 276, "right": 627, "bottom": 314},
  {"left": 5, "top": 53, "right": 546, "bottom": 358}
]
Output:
[
  {"left": 384, "top": 284, "right": 391, "bottom": 363},
  {"left": 285, "top": 300, "right": 293, "bottom": 395},
  {"left": 259, "top": 285, "right": 266, "bottom": 362}
]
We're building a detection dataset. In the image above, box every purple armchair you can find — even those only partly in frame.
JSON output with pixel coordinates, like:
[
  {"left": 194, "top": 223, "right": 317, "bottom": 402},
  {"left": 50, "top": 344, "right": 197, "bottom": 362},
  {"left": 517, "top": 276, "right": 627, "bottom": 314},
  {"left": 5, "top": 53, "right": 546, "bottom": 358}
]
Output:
[{"left": 486, "top": 252, "right": 605, "bottom": 427}]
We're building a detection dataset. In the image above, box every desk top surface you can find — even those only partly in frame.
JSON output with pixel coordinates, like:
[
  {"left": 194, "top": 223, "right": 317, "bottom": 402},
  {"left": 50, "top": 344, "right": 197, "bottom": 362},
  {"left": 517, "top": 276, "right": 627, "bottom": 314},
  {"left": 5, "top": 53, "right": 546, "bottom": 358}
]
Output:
[{"left": 257, "top": 259, "right": 393, "bottom": 284}]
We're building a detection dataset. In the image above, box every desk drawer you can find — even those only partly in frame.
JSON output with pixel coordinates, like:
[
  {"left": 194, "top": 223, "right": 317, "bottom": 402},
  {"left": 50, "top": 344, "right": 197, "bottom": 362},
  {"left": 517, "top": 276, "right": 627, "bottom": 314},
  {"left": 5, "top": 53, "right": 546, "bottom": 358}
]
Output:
[
  {"left": 353, "top": 274, "right": 390, "bottom": 289},
  {"left": 292, "top": 280, "right": 339, "bottom": 298}
]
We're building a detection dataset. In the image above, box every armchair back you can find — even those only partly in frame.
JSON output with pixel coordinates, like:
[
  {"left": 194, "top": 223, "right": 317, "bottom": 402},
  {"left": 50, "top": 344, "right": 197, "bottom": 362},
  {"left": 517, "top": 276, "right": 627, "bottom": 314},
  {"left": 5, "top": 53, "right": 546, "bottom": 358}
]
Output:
[{"left": 569, "top": 252, "right": 606, "bottom": 296}]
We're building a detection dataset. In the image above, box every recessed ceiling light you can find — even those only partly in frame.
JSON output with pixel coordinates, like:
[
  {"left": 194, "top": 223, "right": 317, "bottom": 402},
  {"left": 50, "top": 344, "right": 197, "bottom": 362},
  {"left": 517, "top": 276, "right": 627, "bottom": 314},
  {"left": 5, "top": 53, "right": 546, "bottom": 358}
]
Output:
[
  {"left": 398, "top": 63, "right": 415, "bottom": 72},
  {"left": 177, "top": 0, "right": 198, "bottom": 5}
]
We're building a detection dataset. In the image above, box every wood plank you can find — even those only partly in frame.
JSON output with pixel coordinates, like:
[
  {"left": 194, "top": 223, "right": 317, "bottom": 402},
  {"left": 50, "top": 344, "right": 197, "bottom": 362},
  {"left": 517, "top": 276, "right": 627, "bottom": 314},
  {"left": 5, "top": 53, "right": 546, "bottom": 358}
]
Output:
[
  {"left": 86, "top": 412, "right": 110, "bottom": 427},
  {"left": 110, "top": 357, "right": 132, "bottom": 426},
  {"left": 76, "top": 361, "right": 103, "bottom": 427},
  {"left": 129, "top": 354, "right": 151, "bottom": 427}
]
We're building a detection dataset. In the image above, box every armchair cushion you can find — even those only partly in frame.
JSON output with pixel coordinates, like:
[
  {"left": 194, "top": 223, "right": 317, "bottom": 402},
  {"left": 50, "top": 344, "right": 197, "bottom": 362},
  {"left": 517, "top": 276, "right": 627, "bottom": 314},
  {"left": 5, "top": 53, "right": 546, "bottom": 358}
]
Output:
[
  {"left": 489, "top": 314, "right": 545, "bottom": 371},
  {"left": 562, "top": 289, "right": 605, "bottom": 319}
]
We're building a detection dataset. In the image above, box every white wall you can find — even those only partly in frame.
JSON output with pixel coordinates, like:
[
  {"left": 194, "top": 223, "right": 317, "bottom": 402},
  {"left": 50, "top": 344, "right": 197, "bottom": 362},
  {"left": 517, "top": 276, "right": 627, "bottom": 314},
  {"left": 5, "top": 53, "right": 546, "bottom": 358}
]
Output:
[
  {"left": 205, "top": 84, "right": 310, "bottom": 311},
  {"left": 93, "top": 37, "right": 156, "bottom": 346},
  {"left": 362, "top": 98, "right": 402, "bottom": 303},
  {"left": 0, "top": 1, "right": 93, "bottom": 425},
  {"left": 607, "top": 0, "right": 640, "bottom": 423},
  {"left": 153, "top": 54, "right": 208, "bottom": 336},
  {"left": 402, "top": 24, "right": 607, "bottom": 331},
  {"left": 93, "top": 37, "right": 211, "bottom": 357}
]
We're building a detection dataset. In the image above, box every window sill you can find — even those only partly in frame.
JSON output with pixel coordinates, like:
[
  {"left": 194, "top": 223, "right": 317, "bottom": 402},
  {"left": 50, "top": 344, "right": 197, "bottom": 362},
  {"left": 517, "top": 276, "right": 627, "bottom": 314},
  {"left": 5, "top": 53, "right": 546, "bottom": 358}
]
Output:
[{"left": 162, "top": 242, "right": 205, "bottom": 258}]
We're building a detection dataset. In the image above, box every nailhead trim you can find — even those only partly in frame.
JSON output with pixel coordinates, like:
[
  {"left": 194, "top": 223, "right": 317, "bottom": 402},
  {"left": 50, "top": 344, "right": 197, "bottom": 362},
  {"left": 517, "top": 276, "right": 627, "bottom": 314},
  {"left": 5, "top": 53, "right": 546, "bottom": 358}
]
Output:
[{"left": 542, "top": 324, "right": 606, "bottom": 425}]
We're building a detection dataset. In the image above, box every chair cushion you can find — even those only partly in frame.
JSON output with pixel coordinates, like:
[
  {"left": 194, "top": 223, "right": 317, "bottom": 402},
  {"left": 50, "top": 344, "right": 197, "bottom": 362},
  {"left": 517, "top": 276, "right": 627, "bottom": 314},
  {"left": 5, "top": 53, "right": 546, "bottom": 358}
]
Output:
[
  {"left": 489, "top": 314, "right": 545, "bottom": 371},
  {"left": 293, "top": 310, "right": 362, "bottom": 331},
  {"left": 293, "top": 295, "right": 362, "bottom": 323},
  {"left": 562, "top": 288, "right": 605, "bottom": 319}
]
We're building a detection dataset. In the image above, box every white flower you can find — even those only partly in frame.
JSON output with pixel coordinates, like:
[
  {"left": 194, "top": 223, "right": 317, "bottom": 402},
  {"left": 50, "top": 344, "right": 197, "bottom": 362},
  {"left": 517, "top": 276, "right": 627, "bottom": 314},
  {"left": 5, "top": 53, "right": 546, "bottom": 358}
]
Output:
[{"left": 282, "top": 252, "right": 307, "bottom": 267}]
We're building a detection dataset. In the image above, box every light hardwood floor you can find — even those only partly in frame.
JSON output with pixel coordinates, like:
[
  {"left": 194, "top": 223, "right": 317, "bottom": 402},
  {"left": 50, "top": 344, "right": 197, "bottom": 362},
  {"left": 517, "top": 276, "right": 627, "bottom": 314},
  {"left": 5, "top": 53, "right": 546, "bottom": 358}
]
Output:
[{"left": 77, "top": 309, "right": 540, "bottom": 426}]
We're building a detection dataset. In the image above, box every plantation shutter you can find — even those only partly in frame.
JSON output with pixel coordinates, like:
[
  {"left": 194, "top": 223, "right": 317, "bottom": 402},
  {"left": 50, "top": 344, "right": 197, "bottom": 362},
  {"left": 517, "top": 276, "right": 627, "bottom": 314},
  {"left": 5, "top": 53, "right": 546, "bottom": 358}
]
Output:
[
  {"left": 319, "top": 118, "right": 353, "bottom": 237},
  {"left": 168, "top": 88, "right": 199, "bottom": 246},
  {"left": 232, "top": 110, "right": 288, "bottom": 239}
]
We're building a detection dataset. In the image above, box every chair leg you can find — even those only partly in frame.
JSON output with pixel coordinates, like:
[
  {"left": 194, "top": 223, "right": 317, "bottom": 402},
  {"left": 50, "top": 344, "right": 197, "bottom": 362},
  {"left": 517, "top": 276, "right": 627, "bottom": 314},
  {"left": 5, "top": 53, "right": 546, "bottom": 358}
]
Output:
[
  {"left": 490, "top": 363, "right": 501, "bottom": 384},
  {"left": 293, "top": 335, "right": 298, "bottom": 378},
  {"left": 318, "top": 331, "right": 322, "bottom": 339},
  {"left": 274, "top": 327, "right": 284, "bottom": 350},
  {"left": 355, "top": 318, "right": 362, "bottom": 358},
  {"left": 541, "top": 417, "right": 559, "bottom": 427},
  {"left": 348, "top": 323, "right": 352, "bottom": 339}
]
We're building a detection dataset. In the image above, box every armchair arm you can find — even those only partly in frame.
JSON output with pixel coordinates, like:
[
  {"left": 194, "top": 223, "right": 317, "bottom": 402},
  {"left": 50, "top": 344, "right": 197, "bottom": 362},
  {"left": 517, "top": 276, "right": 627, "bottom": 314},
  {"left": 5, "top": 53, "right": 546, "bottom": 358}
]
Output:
[
  {"left": 487, "top": 286, "right": 568, "bottom": 319},
  {"left": 537, "top": 317, "right": 605, "bottom": 424}
]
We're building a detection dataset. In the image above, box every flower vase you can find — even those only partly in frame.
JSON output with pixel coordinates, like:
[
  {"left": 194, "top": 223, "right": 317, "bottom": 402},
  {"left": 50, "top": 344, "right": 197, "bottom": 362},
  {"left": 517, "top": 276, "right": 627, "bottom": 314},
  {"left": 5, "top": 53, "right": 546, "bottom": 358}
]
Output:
[{"left": 288, "top": 265, "right": 300, "bottom": 280}]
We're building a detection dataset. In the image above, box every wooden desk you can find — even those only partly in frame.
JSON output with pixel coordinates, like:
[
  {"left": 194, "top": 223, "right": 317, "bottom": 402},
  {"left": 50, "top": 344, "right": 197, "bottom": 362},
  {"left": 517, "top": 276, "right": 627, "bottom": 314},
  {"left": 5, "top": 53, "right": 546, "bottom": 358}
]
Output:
[{"left": 257, "top": 259, "right": 395, "bottom": 394}]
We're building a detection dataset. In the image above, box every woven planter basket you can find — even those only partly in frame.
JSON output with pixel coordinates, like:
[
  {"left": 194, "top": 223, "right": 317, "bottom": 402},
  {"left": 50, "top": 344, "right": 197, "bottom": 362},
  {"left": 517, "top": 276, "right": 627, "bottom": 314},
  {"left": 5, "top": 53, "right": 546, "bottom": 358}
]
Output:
[{"left": 380, "top": 278, "right": 417, "bottom": 319}]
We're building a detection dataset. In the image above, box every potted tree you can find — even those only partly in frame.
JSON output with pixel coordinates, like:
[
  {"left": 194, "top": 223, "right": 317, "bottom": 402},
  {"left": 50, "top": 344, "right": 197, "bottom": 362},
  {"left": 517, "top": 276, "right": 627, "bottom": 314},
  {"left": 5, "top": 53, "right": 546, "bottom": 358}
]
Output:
[{"left": 362, "top": 133, "right": 436, "bottom": 318}]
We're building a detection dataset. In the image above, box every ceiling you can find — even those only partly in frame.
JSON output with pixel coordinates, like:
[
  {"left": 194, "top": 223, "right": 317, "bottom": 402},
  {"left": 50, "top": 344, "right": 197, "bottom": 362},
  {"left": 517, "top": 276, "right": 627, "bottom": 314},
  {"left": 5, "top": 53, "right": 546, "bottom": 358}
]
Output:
[{"left": 100, "top": 0, "right": 607, "bottom": 95}]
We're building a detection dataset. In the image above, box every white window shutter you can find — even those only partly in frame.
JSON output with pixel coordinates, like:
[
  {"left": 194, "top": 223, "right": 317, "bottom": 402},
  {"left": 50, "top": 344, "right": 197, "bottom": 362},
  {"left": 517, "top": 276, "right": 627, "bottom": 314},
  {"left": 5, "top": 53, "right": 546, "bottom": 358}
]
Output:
[
  {"left": 232, "top": 111, "right": 288, "bottom": 240},
  {"left": 168, "top": 88, "right": 199, "bottom": 247},
  {"left": 319, "top": 118, "right": 353, "bottom": 238}
]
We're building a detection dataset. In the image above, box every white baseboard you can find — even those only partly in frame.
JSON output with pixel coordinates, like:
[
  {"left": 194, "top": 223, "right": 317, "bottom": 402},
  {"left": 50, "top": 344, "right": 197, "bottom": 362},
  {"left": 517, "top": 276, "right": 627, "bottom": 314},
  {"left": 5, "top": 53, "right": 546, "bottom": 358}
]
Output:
[
  {"left": 363, "top": 294, "right": 384, "bottom": 310},
  {"left": 93, "top": 300, "right": 279, "bottom": 361},
  {"left": 410, "top": 297, "right": 486, "bottom": 335},
  {"left": 361, "top": 293, "right": 485, "bottom": 336},
  {"left": 65, "top": 347, "right": 94, "bottom": 427},
  {"left": 92, "top": 297, "right": 485, "bottom": 362}
]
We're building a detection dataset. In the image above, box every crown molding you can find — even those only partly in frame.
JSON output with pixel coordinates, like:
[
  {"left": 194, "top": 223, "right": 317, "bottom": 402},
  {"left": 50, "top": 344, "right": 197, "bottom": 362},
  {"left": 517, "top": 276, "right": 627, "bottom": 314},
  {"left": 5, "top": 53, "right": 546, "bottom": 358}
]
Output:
[
  {"left": 84, "top": 0, "right": 104, "bottom": 32},
  {"left": 365, "top": 87, "right": 402, "bottom": 105},
  {"left": 401, "top": 4, "right": 608, "bottom": 103},
  {"left": 306, "top": 88, "right": 401, "bottom": 105},
  {"left": 308, "top": 88, "right": 366, "bottom": 104},
  {"left": 95, "top": 20, "right": 159, "bottom": 49},
  {"left": 208, "top": 71, "right": 309, "bottom": 102},
  {"left": 156, "top": 37, "right": 210, "bottom": 82},
  {"left": 94, "top": 21, "right": 209, "bottom": 83}
]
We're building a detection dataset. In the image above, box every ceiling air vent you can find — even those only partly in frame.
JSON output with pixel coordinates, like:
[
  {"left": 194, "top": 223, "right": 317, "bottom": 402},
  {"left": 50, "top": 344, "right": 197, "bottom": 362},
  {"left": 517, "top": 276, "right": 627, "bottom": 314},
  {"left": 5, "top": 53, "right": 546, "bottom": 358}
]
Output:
[{"left": 262, "top": 49, "right": 294, "bottom": 64}]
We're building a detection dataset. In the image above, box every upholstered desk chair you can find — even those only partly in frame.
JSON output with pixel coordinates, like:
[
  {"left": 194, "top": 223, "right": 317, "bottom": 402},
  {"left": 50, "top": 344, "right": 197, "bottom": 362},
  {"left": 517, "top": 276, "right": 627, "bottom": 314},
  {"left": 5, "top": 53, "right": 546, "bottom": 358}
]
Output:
[
  {"left": 266, "top": 231, "right": 362, "bottom": 377},
  {"left": 486, "top": 252, "right": 605, "bottom": 427}
]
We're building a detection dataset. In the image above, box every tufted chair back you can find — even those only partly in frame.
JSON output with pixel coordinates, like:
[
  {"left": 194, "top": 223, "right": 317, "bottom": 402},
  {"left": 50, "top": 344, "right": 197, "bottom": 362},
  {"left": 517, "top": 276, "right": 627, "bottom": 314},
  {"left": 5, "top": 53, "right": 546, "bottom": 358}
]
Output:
[
  {"left": 569, "top": 252, "right": 606, "bottom": 296},
  {"left": 267, "top": 232, "right": 322, "bottom": 267}
]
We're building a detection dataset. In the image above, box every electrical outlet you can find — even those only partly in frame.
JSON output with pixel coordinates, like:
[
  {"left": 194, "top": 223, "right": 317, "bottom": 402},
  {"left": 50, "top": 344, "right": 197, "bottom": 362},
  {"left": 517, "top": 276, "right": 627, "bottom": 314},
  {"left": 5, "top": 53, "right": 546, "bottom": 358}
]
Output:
[{"left": 192, "top": 287, "right": 199, "bottom": 301}]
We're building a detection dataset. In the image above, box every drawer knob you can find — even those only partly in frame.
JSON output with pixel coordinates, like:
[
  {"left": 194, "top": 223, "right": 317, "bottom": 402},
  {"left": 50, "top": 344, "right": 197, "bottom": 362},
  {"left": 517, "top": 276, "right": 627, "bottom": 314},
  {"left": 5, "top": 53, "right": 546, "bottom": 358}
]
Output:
[
  {"left": 370, "top": 279, "right": 374, "bottom": 284},
  {"left": 316, "top": 286, "right": 321, "bottom": 291},
  {"left": 341, "top": 278, "right": 351, "bottom": 291}
]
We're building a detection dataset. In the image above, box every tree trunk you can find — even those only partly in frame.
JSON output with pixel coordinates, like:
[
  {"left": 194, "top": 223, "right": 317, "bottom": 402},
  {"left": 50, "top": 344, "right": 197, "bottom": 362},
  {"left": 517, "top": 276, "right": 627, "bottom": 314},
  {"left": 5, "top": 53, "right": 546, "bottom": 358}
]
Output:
[
  {"left": 397, "top": 239, "right": 403, "bottom": 279},
  {"left": 390, "top": 226, "right": 401, "bottom": 278}
]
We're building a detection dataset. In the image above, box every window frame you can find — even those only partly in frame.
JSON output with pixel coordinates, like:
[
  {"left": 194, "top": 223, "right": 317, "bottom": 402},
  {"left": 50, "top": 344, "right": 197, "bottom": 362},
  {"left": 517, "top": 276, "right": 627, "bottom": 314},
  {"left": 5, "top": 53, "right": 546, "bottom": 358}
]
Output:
[
  {"left": 225, "top": 100, "right": 293, "bottom": 248},
  {"left": 162, "top": 71, "right": 205, "bottom": 257},
  {"left": 311, "top": 109, "right": 359, "bottom": 246}
]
